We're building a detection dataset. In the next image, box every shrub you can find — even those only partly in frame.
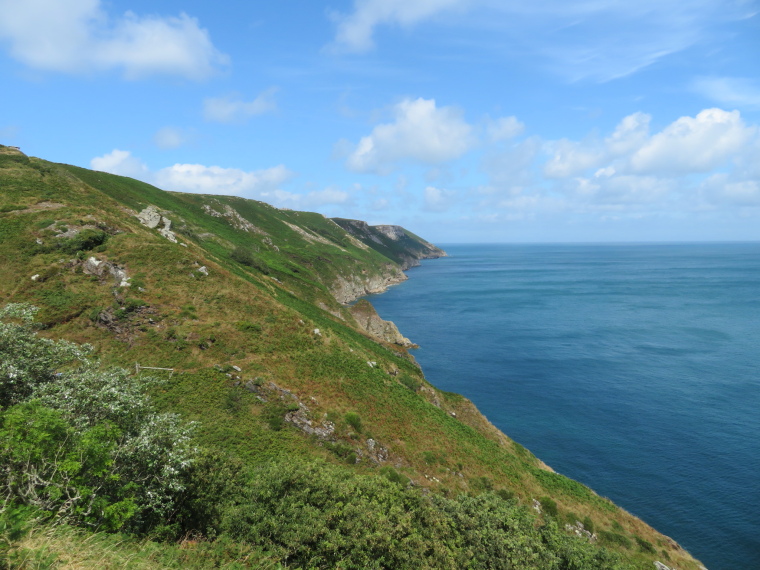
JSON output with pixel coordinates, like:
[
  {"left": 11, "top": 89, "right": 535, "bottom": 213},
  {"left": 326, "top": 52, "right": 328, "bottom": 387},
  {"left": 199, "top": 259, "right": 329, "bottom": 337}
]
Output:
[
  {"left": 235, "top": 321, "right": 262, "bottom": 334},
  {"left": 635, "top": 535, "right": 656, "bottom": 553},
  {"left": 58, "top": 229, "right": 108, "bottom": 254},
  {"left": 399, "top": 372, "right": 421, "bottom": 391},
  {"left": 599, "top": 530, "right": 632, "bottom": 549},
  {"left": 379, "top": 466, "right": 410, "bottom": 487},
  {"left": 539, "top": 496, "right": 559, "bottom": 518},
  {"left": 496, "top": 488, "right": 515, "bottom": 501},
  {"left": 344, "top": 411, "right": 363, "bottom": 433},
  {"left": 0, "top": 304, "right": 196, "bottom": 532},
  {"left": 230, "top": 247, "right": 269, "bottom": 274},
  {"left": 470, "top": 476, "right": 494, "bottom": 492}
]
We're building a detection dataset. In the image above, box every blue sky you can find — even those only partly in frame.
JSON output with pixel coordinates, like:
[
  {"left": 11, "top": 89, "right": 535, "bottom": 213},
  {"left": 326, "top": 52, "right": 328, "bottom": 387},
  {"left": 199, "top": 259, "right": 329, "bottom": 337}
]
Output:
[{"left": 2, "top": 0, "right": 759, "bottom": 243}]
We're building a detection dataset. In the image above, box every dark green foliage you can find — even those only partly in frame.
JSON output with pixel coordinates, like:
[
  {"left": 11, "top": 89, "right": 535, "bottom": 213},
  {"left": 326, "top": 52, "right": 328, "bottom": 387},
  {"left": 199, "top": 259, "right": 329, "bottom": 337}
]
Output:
[
  {"left": 635, "top": 535, "right": 656, "bottom": 553},
  {"left": 172, "top": 449, "right": 248, "bottom": 539},
  {"left": 495, "top": 488, "right": 515, "bottom": 501},
  {"left": 379, "top": 466, "right": 410, "bottom": 487},
  {"left": 344, "top": 411, "right": 363, "bottom": 433},
  {"left": 0, "top": 506, "right": 58, "bottom": 569},
  {"left": 399, "top": 372, "right": 422, "bottom": 391},
  {"left": 261, "top": 402, "right": 297, "bottom": 431},
  {"left": 230, "top": 246, "right": 269, "bottom": 274},
  {"left": 599, "top": 531, "right": 632, "bottom": 549},
  {"left": 218, "top": 459, "right": 629, "bottom": 570},
  {"left": 470, "top": 475, "right": 494, "bottom": 492},
  {"left": 539, "top": 496, "right": 559, "bottom": 518},
  {"left": 235, "top": 321, "right": 262, "bottom": 334},
  {"left": 0, "top": 305, "right": 195, "bottom": 533},
  {"left": 57, "top": 229, "right": 109, "bottom": 254},
  {"left": 582, "top": 515, "right": 595, "bottom": 535}
]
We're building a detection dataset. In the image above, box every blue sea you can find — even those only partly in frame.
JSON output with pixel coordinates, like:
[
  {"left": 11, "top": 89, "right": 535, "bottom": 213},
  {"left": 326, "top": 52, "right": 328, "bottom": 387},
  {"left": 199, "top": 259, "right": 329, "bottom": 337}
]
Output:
[{"left": 368, "top": 243, "right": 760, "bottom": 570}]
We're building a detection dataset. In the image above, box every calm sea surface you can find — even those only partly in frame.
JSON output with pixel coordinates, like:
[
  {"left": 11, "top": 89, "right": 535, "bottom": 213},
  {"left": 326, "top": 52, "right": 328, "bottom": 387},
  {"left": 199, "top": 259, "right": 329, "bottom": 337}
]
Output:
[{"left": 368, "top": 243, "right": 760, "bottom": 570}]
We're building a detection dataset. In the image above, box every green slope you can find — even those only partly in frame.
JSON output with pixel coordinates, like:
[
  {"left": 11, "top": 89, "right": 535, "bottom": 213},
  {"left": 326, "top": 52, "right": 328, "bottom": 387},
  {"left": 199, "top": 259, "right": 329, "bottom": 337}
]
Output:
[{"left": 0, "top": 145, "right": 702, "bottom": 569}]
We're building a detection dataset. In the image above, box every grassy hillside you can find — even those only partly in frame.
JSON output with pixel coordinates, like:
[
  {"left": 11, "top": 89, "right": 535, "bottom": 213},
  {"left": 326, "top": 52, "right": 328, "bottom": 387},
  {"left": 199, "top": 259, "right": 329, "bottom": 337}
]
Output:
[{"left": 0, "top": 145, "right": 702, "bottom": 569}]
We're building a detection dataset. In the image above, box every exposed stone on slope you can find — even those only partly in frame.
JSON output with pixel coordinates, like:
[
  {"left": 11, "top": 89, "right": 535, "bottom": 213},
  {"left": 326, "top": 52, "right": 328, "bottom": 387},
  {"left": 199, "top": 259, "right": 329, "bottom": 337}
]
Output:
[
  {"left": 330, "top": 264, "right": 406, "bottom": 304},
  {"left": 349, "top": 299, "right": 417, "bottom": 348},
  {"left": 83, "top": 256, "right": 130, "bottom": 287},
  {"left": 564, "top": 521, "right": 597, "bottom": 542},
  {"left": 331, "top": 218, "right": 447, "bottom": 270},
  {"left": 202, "top": 203, "right": 267, "bottom": 234},
  {"left": 284, "top": 221, "right": 344, "bottom": 249},
  {"left": 136, "top": 205, "right": 178, "bottom": 242}
]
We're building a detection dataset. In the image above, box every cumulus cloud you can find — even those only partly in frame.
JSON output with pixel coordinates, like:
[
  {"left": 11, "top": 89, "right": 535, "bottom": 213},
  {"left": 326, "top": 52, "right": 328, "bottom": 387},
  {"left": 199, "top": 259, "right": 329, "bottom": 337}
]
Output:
[
  {"left": 630, "top": 109, "right": 756, "bottom": 175},
  {"left": 154, "top": 163, "right": 293, "bottom": 198},
  {"left": 203, "top": 88, "right": 279, "bottom": 124},
  {"left": 0, "top": 0, "right": 227, "bottom": 79},
  {"left": 482, "top": 107, "right": 760, "bottom": 223},
  {"left": 346, "top": 97, "right": 475, "bottom": 174},
  {"left": 90, "top": 149, "right": 294, "bottom": 201},
  {"left": 90, "top": 149, "right": 150, "bottom": 179}
]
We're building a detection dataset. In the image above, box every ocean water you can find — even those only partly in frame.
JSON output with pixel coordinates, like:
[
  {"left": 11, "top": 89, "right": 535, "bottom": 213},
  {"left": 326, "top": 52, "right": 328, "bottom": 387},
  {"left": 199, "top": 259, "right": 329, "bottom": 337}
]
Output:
[{"left": 368, "top": 243, "right": 760, "bottom": 570}]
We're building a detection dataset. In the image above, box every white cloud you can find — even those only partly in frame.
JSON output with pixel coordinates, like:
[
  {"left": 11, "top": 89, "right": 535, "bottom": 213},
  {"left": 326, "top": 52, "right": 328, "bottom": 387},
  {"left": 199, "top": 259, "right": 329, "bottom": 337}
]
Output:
[
  {"left": 605, "top": 112, "right": 651, "bottom": 156},
  {"left": 423, "top": 185, "right": 456, "bottom": 212},
  {"left": 331, "top": 0, "right": 466, "bottom": 52},
  {"left": 203, "top": 88, "right": 279, "bottom": 124},
  {"left": 487, "top": 116, "right": 524, "bottom": 142},
  {"left": 346, "top": 97, "right": 475, "bottom": 174},
  {"left": 543, "top": 139, "right": 605, "bottom": 179},
  {"left": 481, "top": 108, "right": 760, "bottom": 222},
  {"left": 90, "top": 149, "right": 150, "bottom": 179},
  {"left": 0, "top": 0, "right": 227, "bottom": 79},
  {"left": 90, "top": 149, "right": 294, "bottom": 200},
  {"left": 692, "top": 77, "right": 760, "bottom": 109},
  {"left": 154, "top": 163, "right": 293, "bottom": 198},
  {"left": 630, "top": 109, "right": 756, "bottom": 175},
  {"left": 154, "top": 127, "right": 193, "bottom": 149}
]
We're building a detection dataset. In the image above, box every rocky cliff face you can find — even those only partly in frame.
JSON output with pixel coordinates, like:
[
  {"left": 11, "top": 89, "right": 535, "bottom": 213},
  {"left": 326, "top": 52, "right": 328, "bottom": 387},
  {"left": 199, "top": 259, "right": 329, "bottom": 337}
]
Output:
[
  {"left": 349, "top": 299, "right": 417, "bottom": 348},
  {"left": 329, "top": 263, "right": 407, "bottom": 305},
  {"left": 331, "top": 219, "right": 447, "bottom": 270}
]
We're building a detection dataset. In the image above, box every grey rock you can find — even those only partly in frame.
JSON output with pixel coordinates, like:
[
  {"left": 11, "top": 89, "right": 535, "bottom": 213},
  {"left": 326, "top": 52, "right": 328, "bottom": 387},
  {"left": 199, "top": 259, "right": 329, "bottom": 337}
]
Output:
[{"left": 136, "top": 205, "right": 162, "bottom": 229}]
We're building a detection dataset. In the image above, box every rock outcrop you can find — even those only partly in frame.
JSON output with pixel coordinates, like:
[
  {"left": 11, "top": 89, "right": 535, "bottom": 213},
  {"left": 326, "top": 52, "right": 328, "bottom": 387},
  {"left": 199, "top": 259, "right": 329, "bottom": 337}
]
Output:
[
  {"left": 349, "top": 299, "right": 417, "bottom": 348},
  {"left": 136, "top": 205, "right": 178, "bottom": 242},
  {"left": 330, "top": 264, "right": 407, "bottom": 304},
  {"left": 332, "top": 218, "right": 447, "bottom": 270},
  {"left": 82, "top": 256, "right": 130, "bottom": 287}
]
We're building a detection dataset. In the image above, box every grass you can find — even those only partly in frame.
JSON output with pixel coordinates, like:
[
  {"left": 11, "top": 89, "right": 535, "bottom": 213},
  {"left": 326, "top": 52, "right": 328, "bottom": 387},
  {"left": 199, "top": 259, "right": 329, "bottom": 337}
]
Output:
[{"left": 0, "top": 146, "right": 706, "bottom": 570}]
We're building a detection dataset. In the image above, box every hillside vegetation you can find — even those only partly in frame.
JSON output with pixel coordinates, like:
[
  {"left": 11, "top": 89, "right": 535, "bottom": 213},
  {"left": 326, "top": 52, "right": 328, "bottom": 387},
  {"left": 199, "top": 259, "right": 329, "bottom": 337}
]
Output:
[{"left": 0, "top": 145, "right": 702, "bottom": 569}]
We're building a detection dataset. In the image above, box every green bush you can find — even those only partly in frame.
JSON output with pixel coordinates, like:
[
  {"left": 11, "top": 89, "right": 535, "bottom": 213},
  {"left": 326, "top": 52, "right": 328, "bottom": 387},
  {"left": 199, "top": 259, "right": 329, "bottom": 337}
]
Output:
[
  {"left": 0, "top": 304, "right": 196, "bottom": 532},
  {"left": 399, "top": 372, "right": 421, "bottom": 391},
  {"left": 379, "top": 466, "right": 410, "bottom": 487},
  {"left": 230, "top": 247, "right": 269, "bottom": 274},
  {"left": 344, "top": 411, "right": 363, "bottom": 433},
  {"left": 539, "top": 496, "right": 559, "bottom": 518},
  {"left": 58, "top": 229, "right": 108, "bottom": 254},
  {"left": 599, "top": 530, "right": 632, "bottom": 549},
  {"left": 635, "top": 535, "right": 656, "bottom": 553}
]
